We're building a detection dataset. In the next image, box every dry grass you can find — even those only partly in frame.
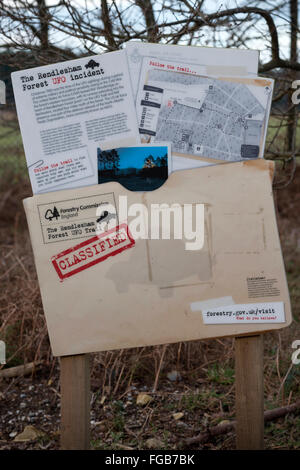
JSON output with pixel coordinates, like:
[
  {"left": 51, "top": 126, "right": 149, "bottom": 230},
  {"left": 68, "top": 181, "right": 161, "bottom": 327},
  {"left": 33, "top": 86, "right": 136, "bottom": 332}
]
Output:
[{"left": 0, "top": 159, "right": 299, "bottom": 449}]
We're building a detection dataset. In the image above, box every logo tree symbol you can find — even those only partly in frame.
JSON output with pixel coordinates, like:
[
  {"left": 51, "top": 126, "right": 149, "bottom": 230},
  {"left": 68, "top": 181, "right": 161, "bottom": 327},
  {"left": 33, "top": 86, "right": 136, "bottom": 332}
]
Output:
[{"left": 45, "top": 206, "right": 60, "bottom": 221}]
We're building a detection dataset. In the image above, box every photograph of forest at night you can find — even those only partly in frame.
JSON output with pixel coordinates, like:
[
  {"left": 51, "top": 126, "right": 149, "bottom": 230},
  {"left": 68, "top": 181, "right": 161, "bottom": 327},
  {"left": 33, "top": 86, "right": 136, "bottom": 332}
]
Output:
[{"left": 97, "top": 145, "right": 169, "bottom": 191}]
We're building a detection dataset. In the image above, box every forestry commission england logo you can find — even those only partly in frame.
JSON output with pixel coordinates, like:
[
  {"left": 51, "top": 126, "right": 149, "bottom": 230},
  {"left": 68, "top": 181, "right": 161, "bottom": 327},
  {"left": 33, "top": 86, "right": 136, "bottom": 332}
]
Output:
[
  {"left": 45, "top": 206, "right": 60, "bottom": 221},
  {"left": 0, "top": 340, "right": 6, "bottom": 364}
]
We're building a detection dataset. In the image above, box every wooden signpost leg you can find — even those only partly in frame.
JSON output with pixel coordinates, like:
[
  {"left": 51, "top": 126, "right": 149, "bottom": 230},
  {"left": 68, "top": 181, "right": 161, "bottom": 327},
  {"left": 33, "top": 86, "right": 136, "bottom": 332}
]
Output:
[
  {"left": 60, "top": 354, "right": 91, "bottom": 450},
  {"left": 235, "top": 334, "right": 264, "bottom": 450}
]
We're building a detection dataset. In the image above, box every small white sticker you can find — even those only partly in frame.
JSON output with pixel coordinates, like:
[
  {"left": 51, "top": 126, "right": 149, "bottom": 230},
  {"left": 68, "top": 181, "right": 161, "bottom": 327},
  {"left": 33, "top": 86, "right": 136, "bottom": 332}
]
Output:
[{"left": 202, "top": 302, "right": 285, "bottom": 324}]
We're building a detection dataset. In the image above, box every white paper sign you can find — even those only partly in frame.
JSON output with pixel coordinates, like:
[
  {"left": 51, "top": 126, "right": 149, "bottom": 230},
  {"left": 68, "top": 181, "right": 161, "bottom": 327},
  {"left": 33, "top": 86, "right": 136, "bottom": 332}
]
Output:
[
  {"left": 12, "top": 51, "right": 139, "bottom": 194},
  {"left": 136, "top": 57, "right": 273, "bottom": 162},
  {"left": 202, "top": 302, "right": 285, "bottom": 324},
  {"left": 125, "top": 41, "right": 259, "bottom": 102}
]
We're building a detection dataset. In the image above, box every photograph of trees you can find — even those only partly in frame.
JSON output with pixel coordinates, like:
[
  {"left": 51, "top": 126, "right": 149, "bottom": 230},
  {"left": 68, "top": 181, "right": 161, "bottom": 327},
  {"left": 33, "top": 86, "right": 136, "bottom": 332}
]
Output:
[{"left": 97, "top": 145, "right": 168, "bottom": 190}]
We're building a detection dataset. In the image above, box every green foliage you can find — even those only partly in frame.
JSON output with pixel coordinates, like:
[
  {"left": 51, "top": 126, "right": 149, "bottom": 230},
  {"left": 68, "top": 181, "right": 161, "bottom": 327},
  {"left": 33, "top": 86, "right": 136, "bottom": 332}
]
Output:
[
  {"left": 283, "top": 366, "right": 300, "bottom": 395},
  {"left": 111, "top": 400, "right": 125, "bottom": 432},
  {"left": 0, "top": 125, "right": 26, "bottom": 179},
  {"left": 206, "top": 363, "right": 235, "bottom": 385},
  {"left": 180, "top": 392, "right": 204, "bottom": 411}
]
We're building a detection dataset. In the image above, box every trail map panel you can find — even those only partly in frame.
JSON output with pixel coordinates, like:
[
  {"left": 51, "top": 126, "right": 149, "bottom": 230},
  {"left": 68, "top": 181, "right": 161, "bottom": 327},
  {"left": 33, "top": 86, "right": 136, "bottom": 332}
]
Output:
[{"left": 137, "top": 58, "right": 273, "bottom": 162}]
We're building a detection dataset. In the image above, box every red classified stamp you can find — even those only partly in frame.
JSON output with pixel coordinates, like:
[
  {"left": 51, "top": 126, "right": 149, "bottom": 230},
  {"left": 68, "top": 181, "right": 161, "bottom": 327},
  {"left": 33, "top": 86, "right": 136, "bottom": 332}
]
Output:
[{"left": 51, "top": 224, "right": 134, "bottom": 280}]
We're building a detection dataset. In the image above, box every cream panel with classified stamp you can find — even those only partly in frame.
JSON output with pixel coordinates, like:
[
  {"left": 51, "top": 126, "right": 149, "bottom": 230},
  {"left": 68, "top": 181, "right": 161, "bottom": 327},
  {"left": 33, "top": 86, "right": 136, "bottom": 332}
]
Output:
[{"left": 23, "top": 159, "right": 292, "bottom": 356}]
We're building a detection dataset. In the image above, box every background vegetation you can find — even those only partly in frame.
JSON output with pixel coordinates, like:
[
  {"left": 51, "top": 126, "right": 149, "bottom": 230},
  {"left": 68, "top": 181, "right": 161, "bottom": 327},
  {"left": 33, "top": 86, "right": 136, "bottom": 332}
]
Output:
[{"left": 0, "top": 0, "right": 299, "bottom": 450}]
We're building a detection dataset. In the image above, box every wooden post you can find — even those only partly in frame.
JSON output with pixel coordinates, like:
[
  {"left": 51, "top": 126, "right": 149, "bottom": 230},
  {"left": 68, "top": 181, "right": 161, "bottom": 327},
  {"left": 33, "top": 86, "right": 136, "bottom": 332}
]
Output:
[
  {"left": 60, "top": 354, "right": 91, "bottom": 450},
  {"left": 235, "top": 334, "right": 264, "bottom": 450}
]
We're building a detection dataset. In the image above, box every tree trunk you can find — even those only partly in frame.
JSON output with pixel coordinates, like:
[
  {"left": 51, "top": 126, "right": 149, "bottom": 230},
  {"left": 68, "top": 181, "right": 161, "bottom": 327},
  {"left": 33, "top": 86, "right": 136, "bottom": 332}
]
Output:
[{"left": 287, "top": 0, "right": 298, "bottom": 152}]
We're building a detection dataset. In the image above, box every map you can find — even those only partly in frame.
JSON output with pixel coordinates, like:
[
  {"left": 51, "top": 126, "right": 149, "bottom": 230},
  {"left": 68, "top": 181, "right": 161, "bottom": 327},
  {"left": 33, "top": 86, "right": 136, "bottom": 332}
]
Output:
[{"left": 136, "top": 60, "right": 273, "bottom": 162}]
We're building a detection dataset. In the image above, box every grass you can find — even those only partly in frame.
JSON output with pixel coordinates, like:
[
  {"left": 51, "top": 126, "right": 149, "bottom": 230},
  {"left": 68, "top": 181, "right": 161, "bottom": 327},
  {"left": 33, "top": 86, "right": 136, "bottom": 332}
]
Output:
[
  {"left": 0, "top": 124, "right": 23, "bottom": 148},
  {"left": 2, "top": 323, "right": 24, "bottom": 368},
  {"left": 0, "top": 113, "right": 299, "bottom": 178},
  {"left": 265, "top": 116, "right": 300, "bottom": 156},
  {"left": 0, "top": 115, "right": 299, "bottom": 450},
  {"left": 111, "top": 400, "right": 126, "bottom": 432},
  {"left": 180, "top": 392, "right": 205, "bottom": 412},
  {"left": 0, "top": 124, "right": 26, "bottom": 178},
  {"left": 206, "top": 364, "right": 235, "bottom": 385}
]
